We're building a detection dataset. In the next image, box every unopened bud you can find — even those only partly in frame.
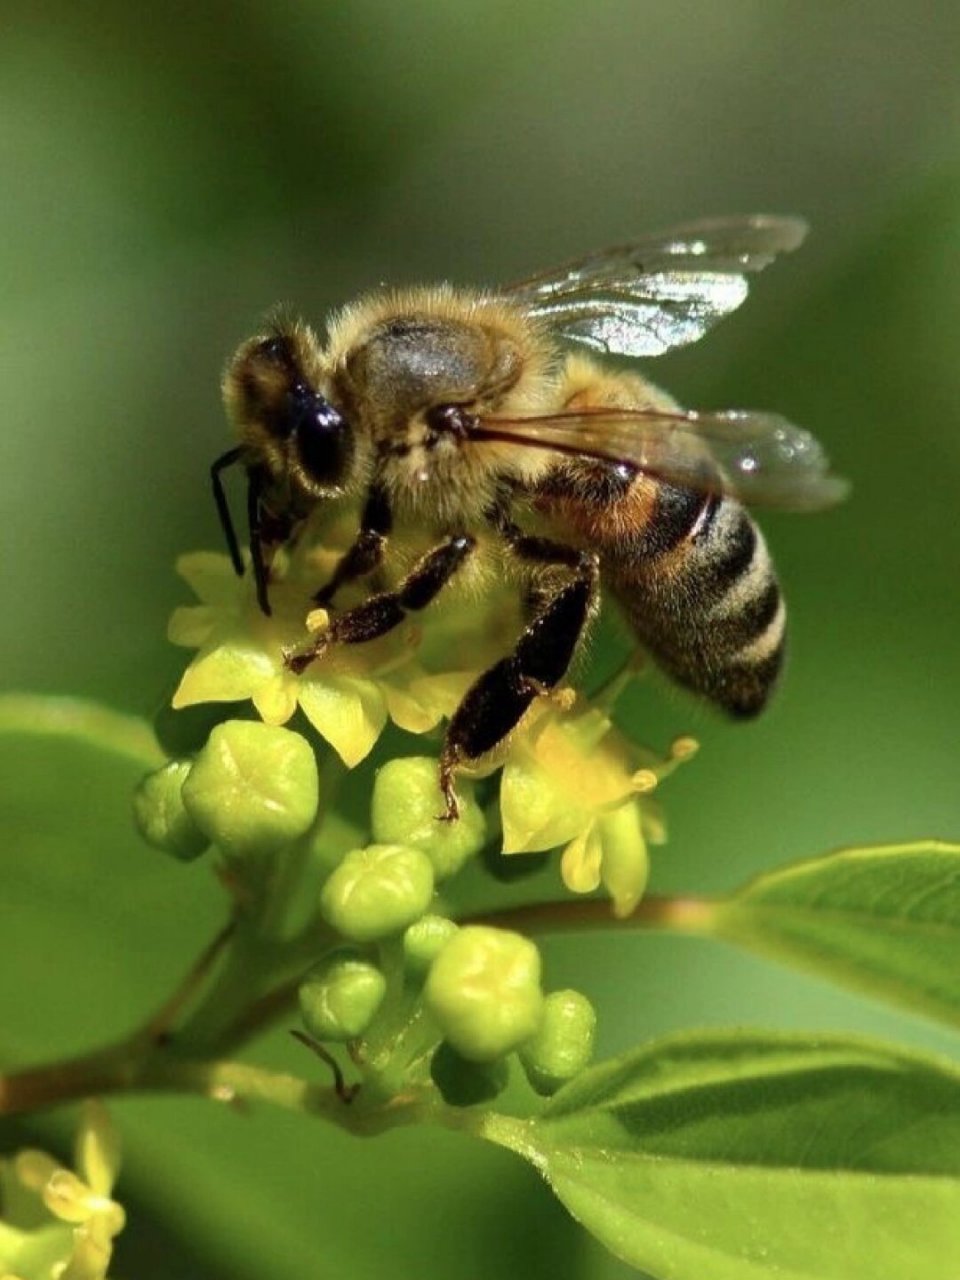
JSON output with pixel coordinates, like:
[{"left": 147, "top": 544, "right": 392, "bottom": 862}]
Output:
[
  {"left": 403, "top": 914, "right": 458, "bottom": 978},
  {"left": 181, "top": 721, "right": 319, "bottom": 859},
  {"left": 133, "top": 761, "right": 209, "bottom": 861},
  {"left": 299, "top": 951, "right": 387, "bottom": 1041},
  {"left": 519, "top": 989, "right": 596, "bottom": 1095},
  {"left": 320, "top": 844, "right": 435, "bottom": 942},
  {"left": 371, "top": 757, "right": 486, "bottom": 880},
  {"left": 424, "top": 926, "right": 544, "bottom": 1063}
]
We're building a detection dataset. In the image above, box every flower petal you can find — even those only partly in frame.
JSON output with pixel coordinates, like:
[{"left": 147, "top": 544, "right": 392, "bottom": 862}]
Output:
[
  {"left": 12, "top": 1150, "right": 59, "bottom": 1193},
  {"left": 74, "top": 1103, "right": 119, "bottom": 1199},
  {"left": 42, "top": 1171, "right": 93, "bottom": 1225},
  {"left": 172, "top": 642, "right": 277, "bottom": 709},
  {"left": 251, "top": 673, "right": 300, "bottom": 726},
  {"left": 598, "top": 800, "right": 650, "bottom": 918},
  {"left": 175, "top": 552, "right": 243, "bottom": 607},
  {"left": 384, "top": 670, "right": 472, "bottom": 735},
  {"left": 560, "top": 823, "right": 603, "bottom": 894},
  {"left": 298, "top": 675, "right": 387, "bottom": 767},
  {"left": 382, "top": 685, "right": 443, "bottom": 735},
  {"left": 167, "top": 605, "right": 217, "bottom": 648},
  {"left": 500, "top": 753, "right": 590, "bottom": 854},
  {"left": 56, "top": 1216, "right": 116, "bottom": 1280}
]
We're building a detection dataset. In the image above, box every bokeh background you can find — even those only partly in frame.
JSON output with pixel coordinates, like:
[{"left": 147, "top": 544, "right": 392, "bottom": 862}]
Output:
[{"left": 3, "top": 2, "right": 960, "bottom": 1276}]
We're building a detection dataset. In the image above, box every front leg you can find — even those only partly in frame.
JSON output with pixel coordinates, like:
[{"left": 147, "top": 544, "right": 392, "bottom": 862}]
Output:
[
  {"left": 247, "top": 468, "right": 300, "bottom": 617},
  {"left": 438, "top": 527, "right": 599, "bottom": 820},
  {"left": 314, "top": 485, "right": 392, "bottom": 607},
  {"left": 286, "top": 533, "right": 476, "bottom": 674}
]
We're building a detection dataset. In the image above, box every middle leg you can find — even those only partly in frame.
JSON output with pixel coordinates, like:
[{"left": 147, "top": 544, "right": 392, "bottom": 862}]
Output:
[{"left": 313, "top": 484, "right": 392, "bottom": 607}]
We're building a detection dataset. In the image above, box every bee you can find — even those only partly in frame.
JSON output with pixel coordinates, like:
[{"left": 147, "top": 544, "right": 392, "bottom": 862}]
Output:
[{"left": 213, "top": 215, "right": 847, "bottom": 819}]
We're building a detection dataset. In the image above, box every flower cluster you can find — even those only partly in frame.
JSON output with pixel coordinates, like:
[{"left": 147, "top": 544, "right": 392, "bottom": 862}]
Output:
[
  {"left": 0, "top": 1102, "right": 124, "bottom": 1280},
  {"left": 168, "top": 531, "right": 483, "bottom": 768},
  {"left": 133, "top": 524, "right": 698, "bottom": 1105},
  {"left": 163, "top": 527, "right": 694, "bottom": 913}
]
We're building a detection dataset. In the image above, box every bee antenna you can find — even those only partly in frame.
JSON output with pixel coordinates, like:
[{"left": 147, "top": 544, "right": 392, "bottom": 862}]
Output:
[{"left": 210, "top": 447, "right": 245, "bottom": 576}]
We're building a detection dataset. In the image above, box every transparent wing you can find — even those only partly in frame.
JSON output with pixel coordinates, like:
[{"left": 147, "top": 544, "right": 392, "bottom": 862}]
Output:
[
  {"left": 473, "top": 405, "right": 848, "bottom": 511},
  {"left": 502, "top": 214, "right": 808, "bottom": 358}
]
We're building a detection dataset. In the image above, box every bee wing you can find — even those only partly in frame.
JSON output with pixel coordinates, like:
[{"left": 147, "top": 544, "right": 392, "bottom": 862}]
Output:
[
  {"left": 474, "top": 406, "right": 849, "bottom": 511},
  {"left": 502, "top": 215, "right": 808, "bottom": 358}
]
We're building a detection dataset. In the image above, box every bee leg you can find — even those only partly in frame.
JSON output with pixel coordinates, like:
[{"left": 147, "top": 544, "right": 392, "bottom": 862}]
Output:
[
  {"left": 246, "top": 467, "right": 273, "bottom": 617},
  {"left": 210, "top": 446, "right": 245, "bottom": 576},
  {"left": 313, "top": 485, "right": 392, "bottom": 607},
  {"left": 286, "top": 533, "right": 476, "bottom": 674},
  {"left": 438, "top": 539, "right": 598, "bottom": 821},
  {"left": 245, "top": 469, "right": 300, "bottom": 618}
]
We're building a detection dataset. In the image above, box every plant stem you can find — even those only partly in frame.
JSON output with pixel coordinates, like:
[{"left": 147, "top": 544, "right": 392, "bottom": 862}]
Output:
[
  {"left": 0, "top": 1038, "right": 464, "bottom": 1138},
  {"left": 0, "top": 1038, "right": 347, "bottom": 1131},
  {"left": 134, "top": 916, "right": 237, "bottom": 1045},
  {"left": 462, "top": 892, "right": 716, "bottom": 935}
]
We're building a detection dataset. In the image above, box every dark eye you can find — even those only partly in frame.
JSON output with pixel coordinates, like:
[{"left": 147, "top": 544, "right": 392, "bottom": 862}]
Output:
[
  {"left": 256, "top": 334, "right": 295, "bottom": 366},
  {"left": 292, "top": 390, "right": 354, "bottom": 488}
]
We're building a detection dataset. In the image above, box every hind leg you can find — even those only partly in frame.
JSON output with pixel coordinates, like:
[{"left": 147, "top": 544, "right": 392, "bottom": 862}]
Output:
[{"left": 438, "top": 536, "right": 598, "bottom": 820}]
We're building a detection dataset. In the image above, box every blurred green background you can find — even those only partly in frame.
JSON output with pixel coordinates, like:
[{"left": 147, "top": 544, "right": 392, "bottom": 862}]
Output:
[{"left": 2, "top": 2, "right": 960, "bottom": 1276}]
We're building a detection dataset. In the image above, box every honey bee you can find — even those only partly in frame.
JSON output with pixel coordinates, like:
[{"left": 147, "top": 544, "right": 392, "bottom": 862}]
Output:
[{"left": 213, "top": 215, "right": 846, "bottom": 818}]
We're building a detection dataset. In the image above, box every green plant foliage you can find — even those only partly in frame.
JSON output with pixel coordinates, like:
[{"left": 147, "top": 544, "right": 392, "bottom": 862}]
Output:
[
  {"left": 0, "top": 693, "right": 163, "bottom": 771},
  {"left": 5, "top": 13, "right": 960, "bottom": 1264},
  {"left": 710, "top": 841, "right": 960, "bottom": 1030},
  {"left": 492, "top": 1031, "right": 960, "bottom": 1280},
  {"left": 0, "top": 697, "right": 577, "bottom": 1278},
  {"left": 0, "top": 693, "right": 194, "bottom": 1052}
]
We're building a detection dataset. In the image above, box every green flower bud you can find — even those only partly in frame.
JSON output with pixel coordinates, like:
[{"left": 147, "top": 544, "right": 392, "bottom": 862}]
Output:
[
  {"left": 181, "top": 721, "right": 319, "bottom": 859},
  {"left": 519, "top": 989, "right": 597, "bottom": 1096},
  {"left": 299, "top": 951, "right": 387, "bottom": 1042},
  {"left": 430, "top": 1040, "right": 509, "bottom": 1108},
  {"left": 424, "top": 926, "right": 544, "bottom": 1064},
  {"left": 133, "top": 761, "right": 209, "bottom": 861},
  {"left": 403, "top": 914, "right": 458, "bottom": 978},
  {"left": 320, "top": 844, "right": 435, "bottom": 942},
  {"left": 371, "top": 757, "right": 486, "bottom": 880}
]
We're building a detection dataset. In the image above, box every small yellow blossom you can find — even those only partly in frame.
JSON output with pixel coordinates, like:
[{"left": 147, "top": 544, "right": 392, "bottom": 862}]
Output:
[
  {"left": 0, "top": 1102, "right": 123, "bottom": 1280},
  {"left": 166, "top": 521, "right": 695, "bottom": 912},
  {"left": 169, "top": 549, "right": 475, "bottom": 768},
  {"left": 500, "top": 694, "right": 697, "bottom": 916}
]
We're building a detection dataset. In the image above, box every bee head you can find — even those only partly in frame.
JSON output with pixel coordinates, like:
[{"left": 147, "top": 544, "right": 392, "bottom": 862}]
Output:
[{"left": 223, "top": 326, "right": 356, "bottom": 497}]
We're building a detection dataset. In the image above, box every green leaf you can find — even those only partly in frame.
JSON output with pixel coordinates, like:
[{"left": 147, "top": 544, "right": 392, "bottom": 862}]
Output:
[
  {"left": 0, "top": 694, "right": 581, "bottom": 1278},
  {"left": 708, "top": 841, "right": 960, "bottom": 1030},
  {"left": 0, "top": 692, "right": 164, "bottom": 767},
  {"left": 486, "top": 1030, "right": 960, "bottom": 1280},
  {"left": 0, "top": 695, "right": 198, "bottom": 1059}
]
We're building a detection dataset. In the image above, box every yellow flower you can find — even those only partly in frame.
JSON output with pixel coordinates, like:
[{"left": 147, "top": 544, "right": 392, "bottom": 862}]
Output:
[
  {"left": 499, "top": 693, "right": 697, "bottom": 917},
  {"left": 169, "top": 546, "right": 477, "bottom": 769},
  {"left": 166, "top": 519, "right": 696, "bottom": 912},
  {"left": 0, "top": 1101, "right": 123, "bottom": 1280}
]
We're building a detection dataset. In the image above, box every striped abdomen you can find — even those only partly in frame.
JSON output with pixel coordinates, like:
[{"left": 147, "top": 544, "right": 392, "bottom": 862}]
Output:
[{"left": 539, "top": 462, "right": 786, "bottom": 716}]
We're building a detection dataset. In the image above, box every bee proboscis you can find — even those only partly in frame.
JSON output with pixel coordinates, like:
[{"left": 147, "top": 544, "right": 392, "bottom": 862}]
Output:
[{"left": 213, "top": 215, "right": 847, "bottom": 818}]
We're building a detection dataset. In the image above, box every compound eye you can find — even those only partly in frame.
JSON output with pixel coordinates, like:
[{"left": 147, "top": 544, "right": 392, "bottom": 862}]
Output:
[
  {"left": 292, "top": 392, "right": 354, "bottom": 489},
  {"left": 255, "top": 334, "right": 294, "bottom": 365}
]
